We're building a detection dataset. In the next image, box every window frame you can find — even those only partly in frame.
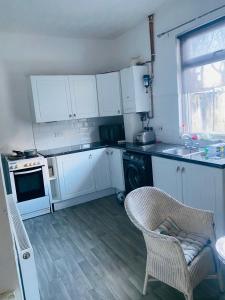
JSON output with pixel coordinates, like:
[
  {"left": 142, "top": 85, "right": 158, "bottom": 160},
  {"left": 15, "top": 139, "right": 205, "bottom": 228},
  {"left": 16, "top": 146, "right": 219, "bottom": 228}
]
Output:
[{"left": 178, "top": 16, "right": 225, "bottom": 139}]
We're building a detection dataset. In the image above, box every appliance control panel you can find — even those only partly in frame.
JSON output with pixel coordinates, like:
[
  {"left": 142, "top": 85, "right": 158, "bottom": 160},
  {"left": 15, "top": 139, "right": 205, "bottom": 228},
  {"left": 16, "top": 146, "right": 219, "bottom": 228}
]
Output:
[{"left": 8, "top": 157, "right": 44, "bottom": 171}]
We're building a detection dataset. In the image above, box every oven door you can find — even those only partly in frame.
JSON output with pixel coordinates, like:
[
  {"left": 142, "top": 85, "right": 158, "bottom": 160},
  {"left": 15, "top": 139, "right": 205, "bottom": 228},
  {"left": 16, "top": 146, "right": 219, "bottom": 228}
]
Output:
[{"left": 12, "top": 167, "right": 46, "bottom": 202}]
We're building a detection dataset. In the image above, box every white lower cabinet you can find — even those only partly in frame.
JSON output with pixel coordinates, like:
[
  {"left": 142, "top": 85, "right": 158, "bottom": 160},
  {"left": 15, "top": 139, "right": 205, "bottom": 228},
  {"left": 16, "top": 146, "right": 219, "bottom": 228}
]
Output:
[
  {"left": 107, "top": 148, "right": 125, "bottom": 191},
  {"left": 56, "top": 148, "right": 125, "bottom": 202},
  {"left": 152, "top": 156, "right": 225, "bottom": 237},
  {"left": 92, "top": 148, "right": 112, "bottom": 191},
  {"left": 181, "top": 161, "right": 219, "bottom": 211},
  {"left": 56, "top": 151, "right": 95, "bottom": 200},
  {"left": 152, "top": 156, "right": 183, "bottom": 202}
]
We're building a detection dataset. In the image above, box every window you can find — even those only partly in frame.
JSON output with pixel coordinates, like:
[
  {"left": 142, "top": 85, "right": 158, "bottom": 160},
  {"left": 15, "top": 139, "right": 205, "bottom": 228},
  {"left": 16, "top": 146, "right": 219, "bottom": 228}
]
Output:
[{"left": 179, "top": 18, "right": 225, "bottom": 136}]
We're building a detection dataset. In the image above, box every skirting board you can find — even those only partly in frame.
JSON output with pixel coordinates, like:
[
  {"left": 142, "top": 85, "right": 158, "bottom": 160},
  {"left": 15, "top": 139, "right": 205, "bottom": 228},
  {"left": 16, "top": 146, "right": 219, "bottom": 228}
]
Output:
[
  {"left": 21, "top": 208, "right": 50, "bottom": 220},
  {"left": 53, "top": 188, "right": 116, "bottom": 211}
]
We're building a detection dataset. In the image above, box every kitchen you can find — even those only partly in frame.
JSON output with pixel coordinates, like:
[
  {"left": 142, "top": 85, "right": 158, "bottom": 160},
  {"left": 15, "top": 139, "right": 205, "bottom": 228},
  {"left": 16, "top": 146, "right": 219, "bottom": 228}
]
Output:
[{"left": 1, "top": 0, "right": 225, "bottom": 299}]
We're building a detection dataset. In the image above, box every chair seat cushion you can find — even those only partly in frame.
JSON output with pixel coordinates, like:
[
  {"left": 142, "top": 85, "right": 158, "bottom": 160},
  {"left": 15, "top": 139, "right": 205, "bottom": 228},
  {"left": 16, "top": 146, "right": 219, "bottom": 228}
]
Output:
[{"left": 154, "top": 217, "right": 210, "bottom": 265}]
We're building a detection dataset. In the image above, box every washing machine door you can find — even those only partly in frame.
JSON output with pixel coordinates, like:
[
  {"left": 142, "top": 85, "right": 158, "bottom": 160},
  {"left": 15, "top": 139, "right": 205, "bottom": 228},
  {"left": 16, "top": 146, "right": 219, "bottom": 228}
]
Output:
[{"left": 125, "top": 162, "right": 143, "bottom": 193}]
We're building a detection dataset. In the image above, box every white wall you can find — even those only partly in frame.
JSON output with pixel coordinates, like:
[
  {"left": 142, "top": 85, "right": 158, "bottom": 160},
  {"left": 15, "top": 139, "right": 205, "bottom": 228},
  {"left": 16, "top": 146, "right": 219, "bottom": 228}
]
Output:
[
  {"left": 0, "top": 166, "right": 21, "bottom": 296},
  {"left": 111, "top": 20, "right": 151, "bottom": 70},
  {"left": 1, "top": 0, "right": 225, "bottom": 152},
  {"left": 151, "top": 0, "right": 225, "bottom": 143},
  {"left": 111, "top": 20, "right": 152, "bottom": 142},
  {"left": 0, "top": 33, "right": 115, "bottom": 153},
  {"left": 110, "top": 0, "right": 225, "bottom": 143}
]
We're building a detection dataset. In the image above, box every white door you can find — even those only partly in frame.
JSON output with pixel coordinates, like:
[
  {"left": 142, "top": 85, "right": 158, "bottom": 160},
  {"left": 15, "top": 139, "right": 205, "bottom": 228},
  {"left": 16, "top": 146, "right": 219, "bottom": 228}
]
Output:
[
  {"left": 69, "top": 75, "right": 99, "bottom": 119},
  {"left": 31, "top": 76, "right": 71, "bottom": 122},
  {"left": 120, "top": 68, "right": 136, "bottom": 113},
  {"left": 57, "top": 151, "right": 95, "bottom": 200},
  {"left": 92, "top": 148, "right": 112, "bottom": 191},
  {"left": 108, "top": 148, "right": 125, "bottom": 191},
  {"left": 181, "top": 162, "right": 217, "bottom": 211},
  {"left": 96, "top": 72, "right": 122, "bottom": 116},
  {"left": 152, "top": 156, "right": 183, "bottom": 202}
]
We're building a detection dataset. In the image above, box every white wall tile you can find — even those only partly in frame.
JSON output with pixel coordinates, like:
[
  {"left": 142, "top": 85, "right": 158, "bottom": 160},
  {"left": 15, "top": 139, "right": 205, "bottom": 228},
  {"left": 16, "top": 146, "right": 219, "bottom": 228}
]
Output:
[{"left": 33, "top": 116, "right": 123, "bottom": 150}]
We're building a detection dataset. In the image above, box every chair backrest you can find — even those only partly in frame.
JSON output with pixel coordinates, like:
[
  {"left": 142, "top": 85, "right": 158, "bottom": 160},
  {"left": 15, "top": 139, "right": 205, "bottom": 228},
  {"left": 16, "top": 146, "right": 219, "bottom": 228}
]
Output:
[{"left": 125, "top": 186, "right": 182, "bottom": 232}]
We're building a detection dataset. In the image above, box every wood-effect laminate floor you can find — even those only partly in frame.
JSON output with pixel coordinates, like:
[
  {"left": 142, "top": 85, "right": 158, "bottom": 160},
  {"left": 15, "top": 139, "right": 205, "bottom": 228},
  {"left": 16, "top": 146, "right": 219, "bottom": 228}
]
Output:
[{"left": 25, "top": 195, "right": 224, "bottom": 300}]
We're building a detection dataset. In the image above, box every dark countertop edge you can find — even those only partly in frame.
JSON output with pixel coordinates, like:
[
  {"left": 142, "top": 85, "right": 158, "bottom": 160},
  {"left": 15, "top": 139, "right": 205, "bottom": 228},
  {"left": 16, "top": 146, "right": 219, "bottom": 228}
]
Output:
[
  {"left": 38, "top": 144, "right": 123, "bottom": 158},
  {"left": 151, "top": 152, "right": 225, "bottom": 169},
  {"left": 39, "top": 143, "right": 225, "bottom": 169}
]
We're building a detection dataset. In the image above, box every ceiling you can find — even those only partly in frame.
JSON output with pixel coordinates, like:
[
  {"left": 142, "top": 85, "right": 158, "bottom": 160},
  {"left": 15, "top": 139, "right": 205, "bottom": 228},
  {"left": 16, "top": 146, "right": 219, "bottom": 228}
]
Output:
[{"left": 0, "top": 0, "right": 168, "bottom": 39}]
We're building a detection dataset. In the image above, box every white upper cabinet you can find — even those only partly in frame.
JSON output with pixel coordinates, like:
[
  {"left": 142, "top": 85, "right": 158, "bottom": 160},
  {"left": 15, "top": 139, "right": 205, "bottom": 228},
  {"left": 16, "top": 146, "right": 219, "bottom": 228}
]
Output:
[
  {"left": 68, "top": 75, "right": 99, "bottom": 119},
  {"left": 120, "top": 65, "right": 151, "bottom": 113},
  {"left": 31, "top": 67, "right": 151, "bottom": 122},
  {"left": 31, "top": 76, "right": 71, "bottom": 122},
  {"left": 96, "top": 72, "right": 122, "bottom": 117},
  {"left": 31, "top": 75, "right": 99, "bottom": 122}
]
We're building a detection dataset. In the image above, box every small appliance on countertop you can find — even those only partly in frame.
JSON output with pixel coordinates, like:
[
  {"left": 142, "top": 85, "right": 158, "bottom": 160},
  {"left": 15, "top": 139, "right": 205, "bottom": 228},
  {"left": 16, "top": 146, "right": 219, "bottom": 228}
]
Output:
[
  {"left": 135, "top": 127, "right": 155, "bottom": 145},
  {"left": 5, "top": 150, "right": 51, "bottom": 220},
  {"left": 99, "top": 124, "right": 125, "bottom": 144}
]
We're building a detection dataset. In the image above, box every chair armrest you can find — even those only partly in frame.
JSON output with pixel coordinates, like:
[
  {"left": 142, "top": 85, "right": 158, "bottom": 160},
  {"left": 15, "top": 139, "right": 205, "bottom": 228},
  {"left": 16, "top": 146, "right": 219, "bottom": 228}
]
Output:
[
  {"left": 143, "top": 230, "right": 191, "bottom": 291},
  {"left": 174, "top": 204, "right": 215, "bottom": 242}
]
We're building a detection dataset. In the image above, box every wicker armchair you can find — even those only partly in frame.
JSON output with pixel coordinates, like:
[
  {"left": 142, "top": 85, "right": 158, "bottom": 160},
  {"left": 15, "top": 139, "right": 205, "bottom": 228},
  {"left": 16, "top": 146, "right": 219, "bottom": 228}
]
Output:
[{"left": 125, "top": 187, "right": 224, "bottom": 300}]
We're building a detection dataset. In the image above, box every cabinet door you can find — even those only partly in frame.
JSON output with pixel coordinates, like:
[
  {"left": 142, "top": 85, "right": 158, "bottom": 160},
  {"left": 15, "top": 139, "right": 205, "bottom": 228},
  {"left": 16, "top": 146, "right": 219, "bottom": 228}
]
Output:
[
  {"left": 108, "top": 148, "right": 125, "bottom": 191},
  {"left": 31, "top": 76, "right": 71, "bottom": 122},
  {"left": 92, "top": 148, "right": 112, "bottom": 191},
  {"left": 181, "top": 162, "right": 217, "bottom": 211},
  {"left": 69, "top": 75, "right": 99, "bottom": 119},
  {"left": 57, "top": 151, "right": 95, "bottom": 200},
  {"left": 120, "top": 68, "right": 136, "bottom": 113},
  {"left": 152, "top": 156, "right": 183, "bottom": 202},
  {"left": 96, "top": 72, "right": 122, "bottom": 116}
]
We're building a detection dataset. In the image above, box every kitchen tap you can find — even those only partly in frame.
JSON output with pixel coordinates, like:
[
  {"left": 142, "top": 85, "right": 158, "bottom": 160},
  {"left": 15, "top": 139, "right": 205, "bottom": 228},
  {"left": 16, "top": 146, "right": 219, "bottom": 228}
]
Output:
[{"left": 182, "top": 134, "right": 199, "bottom": 149}]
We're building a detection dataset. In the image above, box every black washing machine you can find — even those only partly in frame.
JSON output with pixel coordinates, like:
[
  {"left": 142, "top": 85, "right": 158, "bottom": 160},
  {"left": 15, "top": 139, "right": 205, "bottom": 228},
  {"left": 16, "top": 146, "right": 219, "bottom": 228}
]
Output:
[{"left": 123, "top": 151, "right": 153, "bottom": 194}]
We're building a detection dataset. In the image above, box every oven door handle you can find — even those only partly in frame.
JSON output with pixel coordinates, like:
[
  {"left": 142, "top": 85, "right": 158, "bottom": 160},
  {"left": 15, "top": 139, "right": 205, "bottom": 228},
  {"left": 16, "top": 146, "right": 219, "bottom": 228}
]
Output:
[{"left": 14, "top": 168, "right": 42, "bottom": 175}]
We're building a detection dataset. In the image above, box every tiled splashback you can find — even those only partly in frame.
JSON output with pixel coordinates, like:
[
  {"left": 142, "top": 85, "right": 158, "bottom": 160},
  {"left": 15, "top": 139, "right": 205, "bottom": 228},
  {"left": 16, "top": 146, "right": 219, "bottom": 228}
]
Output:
[{"left": 33, "top": 116, "right": 123, "bottom": 150}]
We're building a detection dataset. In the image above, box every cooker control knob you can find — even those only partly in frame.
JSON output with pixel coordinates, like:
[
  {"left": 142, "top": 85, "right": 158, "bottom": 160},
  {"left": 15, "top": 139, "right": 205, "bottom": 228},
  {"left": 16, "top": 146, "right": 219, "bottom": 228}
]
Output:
[
  {"left": 14, "top": 165, "right": 18, "bottom": 169},
  {"left": 29, "top": 163, "right": 32, "bottom": 166},
  {"left": 24, "top": 163, "right": 28, "bottom": 167},
  {"left": 33, "top": 162, "right": 36, "bottom": 165}
]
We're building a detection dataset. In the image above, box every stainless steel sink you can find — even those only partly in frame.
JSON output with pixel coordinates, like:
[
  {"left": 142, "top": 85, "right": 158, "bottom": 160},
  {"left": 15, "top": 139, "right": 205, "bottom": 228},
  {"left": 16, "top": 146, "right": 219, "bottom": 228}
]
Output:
[{"left": 163, "top": 147, "right": 202, "bottom": 157}]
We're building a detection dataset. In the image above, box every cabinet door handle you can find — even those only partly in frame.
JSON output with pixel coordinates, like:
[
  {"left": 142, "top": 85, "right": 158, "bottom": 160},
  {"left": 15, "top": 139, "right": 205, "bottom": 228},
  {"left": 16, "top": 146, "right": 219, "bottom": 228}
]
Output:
[
  {"left": 89, "top": 154, "right": 92, "bottom": 159},
  {"left": 176, "top": 166, "right": 180, "bottom": 172},
  {"left": 118, "top": 110, "right": 120, "bottom": 114},
  {"left": 73, "top": 113, "right": 76, "bottom": 117},
  {"left": 69, "top": 114, "right": 72, "bottom": 118},
  {"left": 181, "top": 167, "right": 185, "bottom": 173}
]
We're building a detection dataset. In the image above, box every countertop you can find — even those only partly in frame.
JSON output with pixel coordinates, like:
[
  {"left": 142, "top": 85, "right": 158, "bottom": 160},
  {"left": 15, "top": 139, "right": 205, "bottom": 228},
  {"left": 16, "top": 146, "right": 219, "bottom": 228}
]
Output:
[{"left": 38, "top": 142, "right": 225, "bottom": 169}]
